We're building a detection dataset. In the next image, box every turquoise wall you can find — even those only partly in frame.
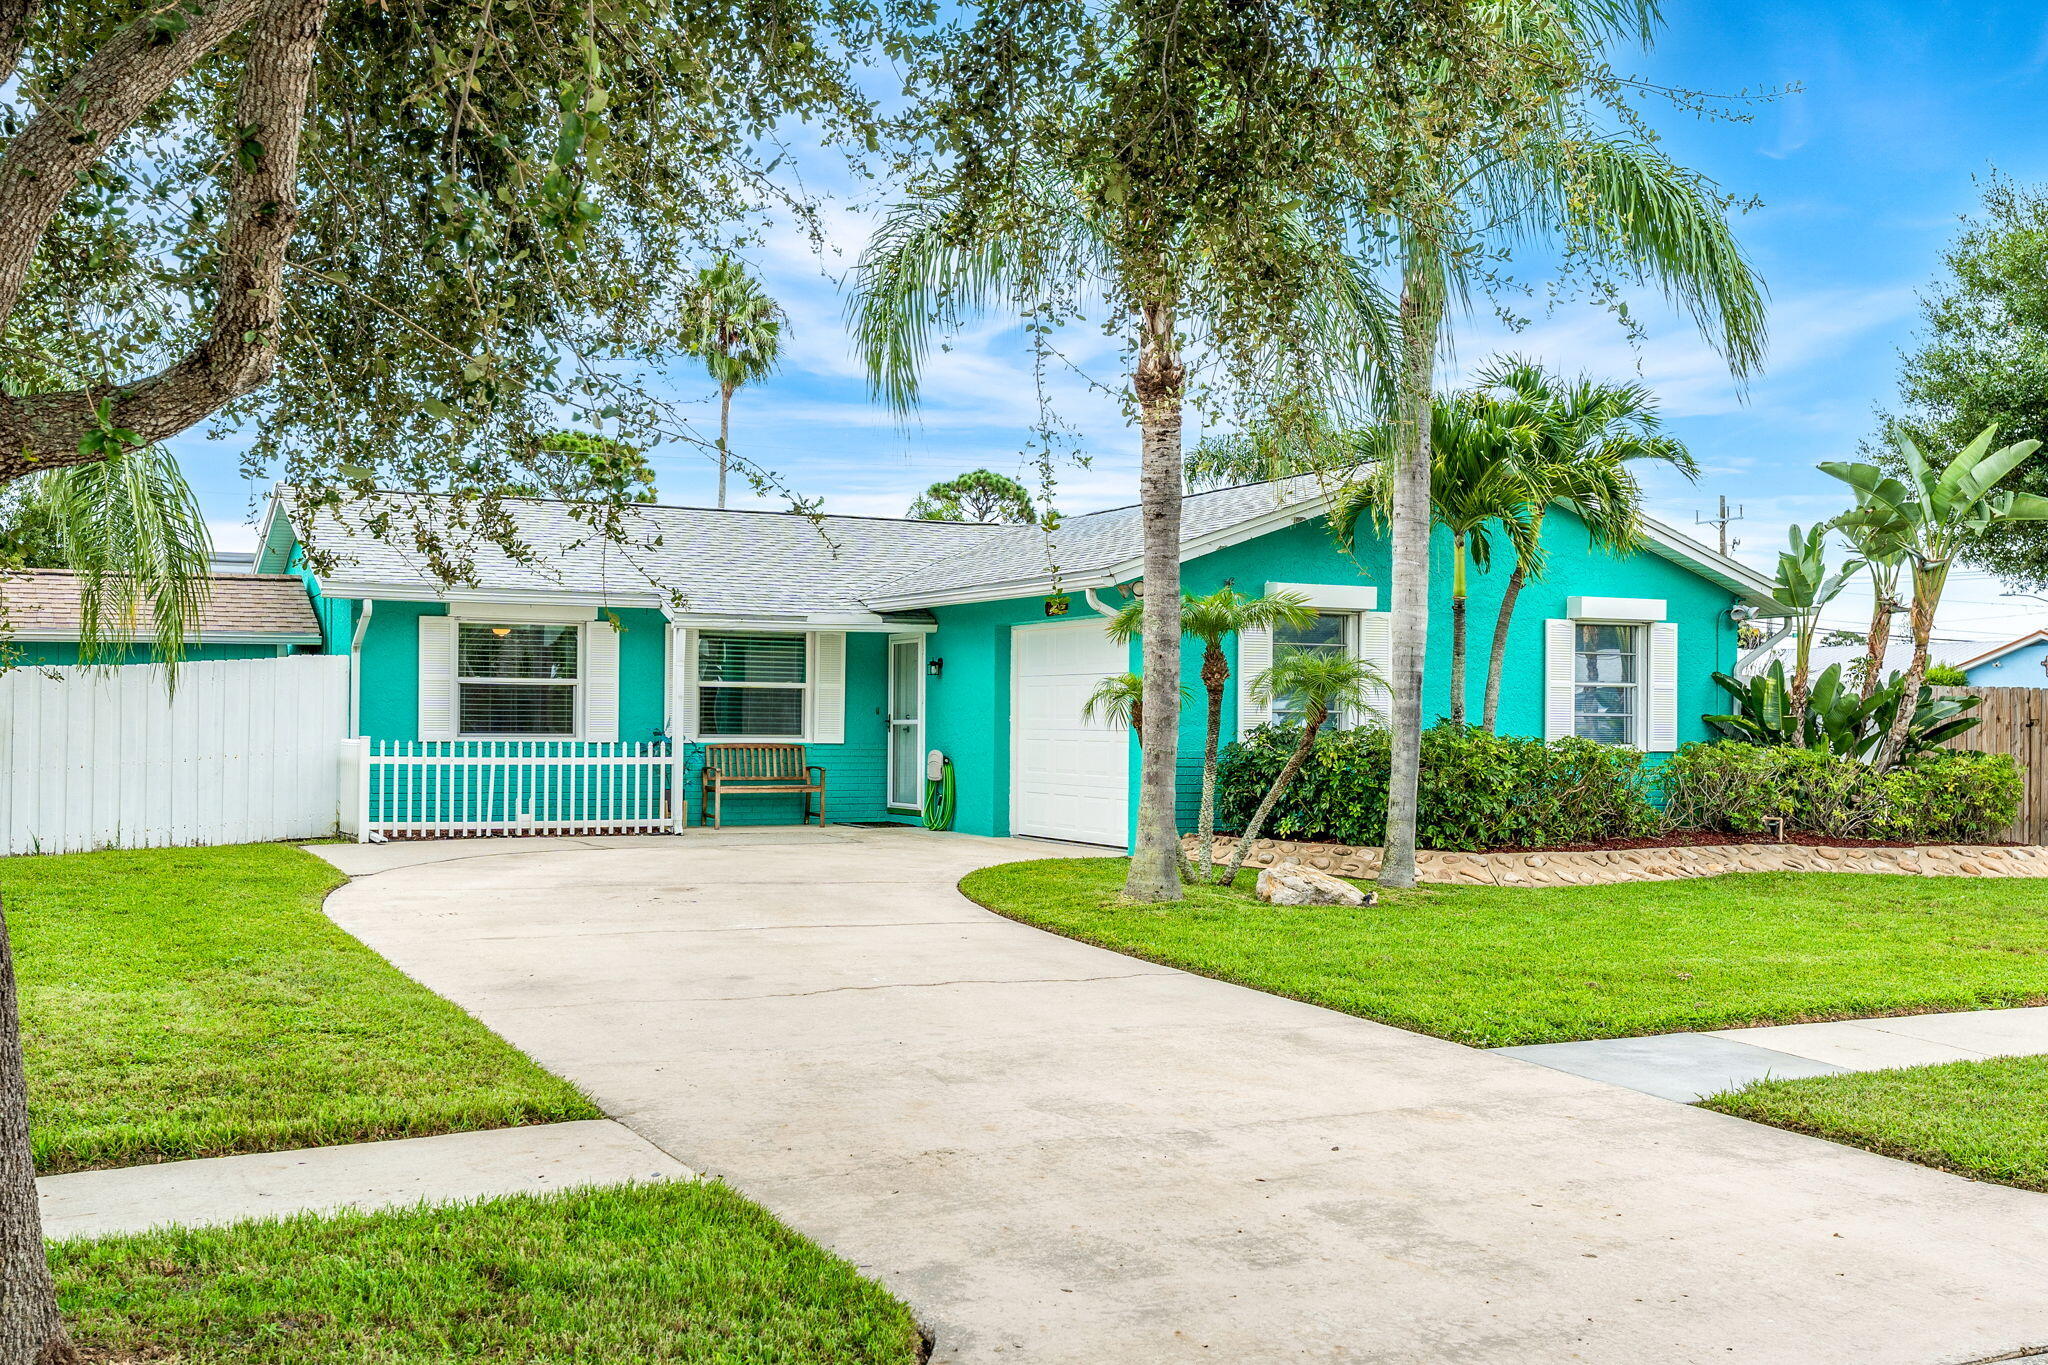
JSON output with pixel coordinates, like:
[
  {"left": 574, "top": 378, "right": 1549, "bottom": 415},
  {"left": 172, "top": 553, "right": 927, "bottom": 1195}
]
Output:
[
  {"left": 1966, "top": 642, "right": 2048, "bottom": 687},
  {"left": 923, "top": 508, "right": 1740, "bottom": 844}
]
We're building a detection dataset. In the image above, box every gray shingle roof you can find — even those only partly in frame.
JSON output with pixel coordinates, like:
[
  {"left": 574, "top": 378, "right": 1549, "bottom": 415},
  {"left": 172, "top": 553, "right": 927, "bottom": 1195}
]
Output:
[
  {"left": 1, "top": 569, "right": 320, "bottom": 640},
  {"left": 291, "top": 476, "right": 1334, "bottom": 615}
]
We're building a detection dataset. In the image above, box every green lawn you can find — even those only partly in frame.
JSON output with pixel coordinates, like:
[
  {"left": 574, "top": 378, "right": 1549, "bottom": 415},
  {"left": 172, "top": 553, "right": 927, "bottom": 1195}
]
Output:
[
  {"left": 1704, "top": 1056, "right": 2048, "bottom": 1192},
  {"left": 54, "top": 1180, "right": 926, "bottom": 1364},
  {"left": 960, "top": 857, "right": 2048, "bottom": 1046},
  {"left": 7, "top": 843, "right": 598, "bottom": 1173}
]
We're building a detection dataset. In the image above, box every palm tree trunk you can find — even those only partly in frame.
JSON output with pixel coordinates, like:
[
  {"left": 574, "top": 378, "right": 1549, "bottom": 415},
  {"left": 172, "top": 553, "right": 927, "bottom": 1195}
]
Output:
[
  {"left": 0, "top": 896, "right": 75, "bottom": 1365},
  {"left": 1482, "top": 560, "right": 1528, "bottom": 733},
  {"left": 1124, "top": 300, "right": 1185, "bottom": 903},
  {"left": 1860, "top": 585, "right": 1895, "bottom": 700},
  {"left": 1198, "top": 645, "right": 1226, "bottom": 882},
  {"left": 1873, "top": 562, "right": 1946, "bottom": 772},
  {"left": 716, "top": 381, "right": 734, "bottom": 509},
  {"left": 1380, "top": 251, "right": 1442, "bottom": 891},
  {"left": 1223, "top": 713, "right": 1328, "bottom": 886},
  {"left": 1448, "top": 532, "right": 1467, "bottom": 727}
]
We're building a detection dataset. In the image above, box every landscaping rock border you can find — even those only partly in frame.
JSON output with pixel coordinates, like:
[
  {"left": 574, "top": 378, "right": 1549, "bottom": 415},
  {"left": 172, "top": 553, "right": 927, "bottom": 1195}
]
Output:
[{"left": 1190, "top": 834, "right": 2048, "bottom": 887}]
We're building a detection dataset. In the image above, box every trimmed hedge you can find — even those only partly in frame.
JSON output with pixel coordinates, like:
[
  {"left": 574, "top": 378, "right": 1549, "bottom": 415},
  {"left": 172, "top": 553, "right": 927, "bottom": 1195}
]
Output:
[
  {"left": 1215, "top": 726, "right": 2023, "bottom": 850},
  {"left": 1214, "top": 722, "right": 1659, "bottom": 852},
  {"left": 1660, "top": 741, "right": 2021, "bottom": 843}
]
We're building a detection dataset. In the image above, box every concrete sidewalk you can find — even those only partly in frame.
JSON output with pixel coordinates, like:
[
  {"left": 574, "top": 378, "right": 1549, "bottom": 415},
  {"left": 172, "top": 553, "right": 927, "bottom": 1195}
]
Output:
[
  {"left": 1494, "top": 1004, "right": 2048, "bottom": 1102},
  {"left": 312, "top": 828, "right": 2048, "bottom": 1365},
  {"left": 39, "top": 1120, "right": 688, "bottom": 1240}
]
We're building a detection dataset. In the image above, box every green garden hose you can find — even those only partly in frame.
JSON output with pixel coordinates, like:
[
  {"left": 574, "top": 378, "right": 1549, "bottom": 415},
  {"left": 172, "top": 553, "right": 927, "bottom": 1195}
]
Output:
[{"left": 922, "top": 756, "right": 956, "bottom": 831}]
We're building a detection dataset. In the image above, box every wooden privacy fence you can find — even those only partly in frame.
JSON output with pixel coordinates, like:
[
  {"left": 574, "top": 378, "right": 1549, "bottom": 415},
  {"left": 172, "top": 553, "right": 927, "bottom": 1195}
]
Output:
[
  {"left": 1934, "top": 685, "right": 2048, "bottom": 844},
  {"left": 0, "top": 655, "right": 351, "bottom": 855},
  {"left": 352, "top": 739, "right": 680, "bottom": 840}
]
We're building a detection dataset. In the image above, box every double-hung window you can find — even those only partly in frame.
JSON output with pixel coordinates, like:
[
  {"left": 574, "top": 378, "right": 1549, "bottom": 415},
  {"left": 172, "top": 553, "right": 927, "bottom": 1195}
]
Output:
[
  {"left": 699, "top": 632, "right": 807, "bottom": 738},
  {"left": 1572, "top": 623, "right": 1638, "bottom": 744},
  {"left": 1273, "top": 611, "right": 1355, "bottom": 728},
  {"left": 458, "top": 623, "right": 580, "bottom": 736}
]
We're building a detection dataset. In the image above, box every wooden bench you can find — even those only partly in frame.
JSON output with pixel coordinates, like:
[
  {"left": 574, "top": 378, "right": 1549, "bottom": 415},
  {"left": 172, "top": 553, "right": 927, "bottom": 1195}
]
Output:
[{"left": 699, "top": 743, "right": 827, "bottom": 828}]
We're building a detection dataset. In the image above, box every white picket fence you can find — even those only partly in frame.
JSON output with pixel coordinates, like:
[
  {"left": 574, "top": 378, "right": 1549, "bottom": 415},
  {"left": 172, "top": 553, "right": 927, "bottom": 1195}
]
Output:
[
  {"left": 0, "top": 655, "right": 352, "bottom": 855},
  {"left": 352, "top": 739, "right": 679, "bottom": 840}
]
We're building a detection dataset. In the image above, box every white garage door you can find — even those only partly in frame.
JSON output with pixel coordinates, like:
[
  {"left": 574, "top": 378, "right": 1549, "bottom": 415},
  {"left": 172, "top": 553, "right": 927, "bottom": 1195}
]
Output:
[{"left": 1011, "top": 621, "right": 1130, "bottom": 848}]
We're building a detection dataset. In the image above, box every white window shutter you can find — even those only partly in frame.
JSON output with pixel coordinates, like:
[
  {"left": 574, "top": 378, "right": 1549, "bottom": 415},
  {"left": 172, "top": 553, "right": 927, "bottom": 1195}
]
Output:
[
  {"left": 418, "top": 616, "right": 458, "bottom": 740},
  {"left": 808, "top": 631, "right": 846, "bottom": 744},
  {"left": 1237, "top": 624, "right": 1273, "bottom": 737},
  {"left": 670, "top": 627, "right": 698, "bottom": 741},
  {"left": 1646, "top": 622, "right": 1679, "bottom": 752},
  {"left": 584, "top": 620, "right": 620, "bottom": 742},
  {"left": 1356, "top": 611, "right": 1393, "bottom": 723},
  {"left": 1544, "top": 618, "right": 1575, "bottom": 742}
]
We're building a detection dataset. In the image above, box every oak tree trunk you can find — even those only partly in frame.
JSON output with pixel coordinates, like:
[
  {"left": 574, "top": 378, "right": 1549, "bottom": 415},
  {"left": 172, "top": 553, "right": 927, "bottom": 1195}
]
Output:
[
  {"left": 0, "top": 895, "right": 74, "bottom": 1365},
  {"left": 1380, "top": 255, "right": 1442, "bottom": 890},
  {"left": 1124, "top": 300, "right": 1185, "bottom": 903}
]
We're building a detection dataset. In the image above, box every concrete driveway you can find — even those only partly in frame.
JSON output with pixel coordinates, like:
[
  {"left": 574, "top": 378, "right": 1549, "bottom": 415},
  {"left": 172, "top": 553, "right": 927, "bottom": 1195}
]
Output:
[{"left": 316, "top": 827, "right": 2048, "bottom": 1365}]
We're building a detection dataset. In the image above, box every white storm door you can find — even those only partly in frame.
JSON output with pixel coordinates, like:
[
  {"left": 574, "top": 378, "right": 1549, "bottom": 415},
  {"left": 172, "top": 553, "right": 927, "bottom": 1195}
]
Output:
[
  {"left": 887, "top": 635, "right": 924, "bottom": 810},
  {"left": 1010, "top": 621, "right": 1130, "bottom": 847}
]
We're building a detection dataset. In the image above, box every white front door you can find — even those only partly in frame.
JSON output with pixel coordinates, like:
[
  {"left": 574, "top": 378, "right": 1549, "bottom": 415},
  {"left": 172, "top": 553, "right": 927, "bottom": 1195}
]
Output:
[
  {"left": 1010, "top": 621, "right": 1129, "bottom": 847},
  {"left": 887, "top": 635, "right": 924, "bottom": 810}
]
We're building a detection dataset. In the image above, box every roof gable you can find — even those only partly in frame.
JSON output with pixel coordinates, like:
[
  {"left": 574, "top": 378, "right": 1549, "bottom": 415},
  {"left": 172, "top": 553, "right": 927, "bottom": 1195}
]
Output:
[{"left": 0, "top": 570, "right": 321, "bottom": 642}]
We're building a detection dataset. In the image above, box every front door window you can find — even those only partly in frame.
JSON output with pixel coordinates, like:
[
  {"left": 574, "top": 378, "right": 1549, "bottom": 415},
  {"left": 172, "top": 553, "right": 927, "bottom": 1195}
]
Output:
[{"left": 887, "top": 637, "right": 924, "bottom": 808}]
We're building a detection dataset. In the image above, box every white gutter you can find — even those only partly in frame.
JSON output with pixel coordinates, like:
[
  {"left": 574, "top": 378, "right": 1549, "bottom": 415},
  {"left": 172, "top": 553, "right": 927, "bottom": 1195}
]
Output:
[
  {"left": 1737, "top": 618, "right": 1793, "bottom": 674},
  {"left": 348, "top": 599, "right": 374, "bottom": 736},
  {"left": 1083, "top": 588, "right": 1122, "bottom": 619}
]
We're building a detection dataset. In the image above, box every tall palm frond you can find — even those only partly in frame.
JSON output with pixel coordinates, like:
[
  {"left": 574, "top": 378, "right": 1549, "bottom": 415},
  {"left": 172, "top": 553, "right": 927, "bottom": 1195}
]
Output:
[{"left": 22, "top": 443, "right": 213, "bottom": 667}]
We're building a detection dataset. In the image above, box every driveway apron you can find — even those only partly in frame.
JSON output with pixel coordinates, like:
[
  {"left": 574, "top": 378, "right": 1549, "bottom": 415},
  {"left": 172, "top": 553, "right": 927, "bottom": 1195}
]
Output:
[{"left": 316, "top": 828, "right": 2048, "bottom": 1365}]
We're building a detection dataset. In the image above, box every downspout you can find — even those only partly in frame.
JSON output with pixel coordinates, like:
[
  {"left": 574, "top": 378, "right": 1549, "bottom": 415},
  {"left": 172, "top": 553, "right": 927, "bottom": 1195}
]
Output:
[
  {"left": 1737, "top": 618, "right": 1792, "bottom": 675},
  {"left": 348, "top": 599, "right": 374, "bottom": 736},
  {"left": 1082, "top": 587, "right": 1122, "bottom": 619}
]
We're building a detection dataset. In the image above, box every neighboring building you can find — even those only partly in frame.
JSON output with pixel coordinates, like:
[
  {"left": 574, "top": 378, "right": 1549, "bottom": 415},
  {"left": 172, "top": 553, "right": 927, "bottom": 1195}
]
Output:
[
  {"left": 1958, "top": 630, "right": 2048, "bottom": 687},
  {"left": 1, "top": 568, "right": 323, "bottom": 666},
  {"left": 1742, "top": 633, "right": 1998, "bottom": 684},
  {"left": 208, "top": 549, "right": 258, "bottom": 574},
  {"left": 257, "top": 476, "right": 1774, "bottom": 847}
]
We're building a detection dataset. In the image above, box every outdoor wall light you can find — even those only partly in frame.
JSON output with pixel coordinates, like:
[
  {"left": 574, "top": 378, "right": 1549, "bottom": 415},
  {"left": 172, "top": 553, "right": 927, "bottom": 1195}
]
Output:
[{"left": 927, "top": 657, "right": 944, "bottom": 679}]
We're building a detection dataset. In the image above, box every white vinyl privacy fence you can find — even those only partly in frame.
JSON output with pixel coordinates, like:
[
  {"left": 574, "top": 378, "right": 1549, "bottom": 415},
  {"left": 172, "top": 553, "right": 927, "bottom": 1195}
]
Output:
[{"left": 0, "top": 655, "right": 351, "bottom": 855}]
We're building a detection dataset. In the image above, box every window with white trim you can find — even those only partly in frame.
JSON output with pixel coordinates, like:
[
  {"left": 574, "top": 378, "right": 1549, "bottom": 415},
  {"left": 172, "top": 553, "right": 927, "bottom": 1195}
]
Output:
[
  {"left": 699, "top": 631, "right": 807, "bottom": 738},
  {"left": 458, "top": 622, "right": 580, "bottom": 736},
  {"left": 1273, "top": 611, "right": 1355, "bottom": 728},
  {"left": 1572, "top": 623, "right": 1639, "bottom": 745}
]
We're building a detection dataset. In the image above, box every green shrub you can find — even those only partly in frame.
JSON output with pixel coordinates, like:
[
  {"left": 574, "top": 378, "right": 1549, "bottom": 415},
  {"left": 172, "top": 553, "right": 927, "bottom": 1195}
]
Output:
[
  {"left": 1922, "top": 663, "right": 1970, "bottom": 687},
  {"left": 1214, "top": 722, "right": 1658, "bottom": 851},
  {"left": 1659, "top": 741, "right": 2021, "bottom": 843}
]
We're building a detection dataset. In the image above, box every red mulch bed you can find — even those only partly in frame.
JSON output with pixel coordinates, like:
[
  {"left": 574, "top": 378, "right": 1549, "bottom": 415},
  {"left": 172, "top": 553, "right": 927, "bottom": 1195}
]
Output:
[{"left": 1493, "top": 829, "right": 2017, "bottom": 853}]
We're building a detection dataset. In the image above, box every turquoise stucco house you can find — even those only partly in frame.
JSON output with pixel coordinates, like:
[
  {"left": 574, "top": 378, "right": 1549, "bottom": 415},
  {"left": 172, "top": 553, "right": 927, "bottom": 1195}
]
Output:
[{"left": 255, "top": 476, "right": 1776, "bottom": 846}]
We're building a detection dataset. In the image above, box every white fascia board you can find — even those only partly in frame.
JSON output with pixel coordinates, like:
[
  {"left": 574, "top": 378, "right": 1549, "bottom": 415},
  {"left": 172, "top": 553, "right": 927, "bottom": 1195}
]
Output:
[
  {"left": 864, "top": 570, "right": 1117, "bottom": 612},
  {"left": 669, "top": 611, "right": 934, "bottom": 634},
  {"left": 1267, "top": 581, "right": 1376, "bottom": 610},
  {"left": 1959, "top": 630, "right": 2048, "bottom": 670},
  {"left": 1632, "top": 515, "right": 1778, "bottom": 604},
  {"left": 318, "top": 580, "right": 667, "bottom": 610},
  {"left": 1567, "top": 595, "right": 1666, "bottom": 621}
]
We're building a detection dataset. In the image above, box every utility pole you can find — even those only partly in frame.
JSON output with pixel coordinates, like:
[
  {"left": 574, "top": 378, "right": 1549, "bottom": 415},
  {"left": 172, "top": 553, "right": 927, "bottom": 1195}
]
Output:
[{"left": 1697, "top": 495, "right": 1744, "bottom": 556}]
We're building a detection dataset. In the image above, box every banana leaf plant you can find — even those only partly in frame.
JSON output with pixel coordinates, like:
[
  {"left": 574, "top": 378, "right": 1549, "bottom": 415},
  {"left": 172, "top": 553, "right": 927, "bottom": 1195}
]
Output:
[{"left": 1705, "top": 660, "right": 1980, "bottom": 761}]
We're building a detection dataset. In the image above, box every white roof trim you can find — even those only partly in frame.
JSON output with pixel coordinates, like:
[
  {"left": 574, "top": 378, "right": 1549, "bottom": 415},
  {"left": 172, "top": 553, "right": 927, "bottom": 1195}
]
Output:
[
  {"left": 318, "top": 580, "right": 667, "bottom": 610},
  {"left": 11, "top": 629, "right": 322, "bottom": 644},
  {"left": 1633, "top": 515, "right": 1777, "bottom": 604}
]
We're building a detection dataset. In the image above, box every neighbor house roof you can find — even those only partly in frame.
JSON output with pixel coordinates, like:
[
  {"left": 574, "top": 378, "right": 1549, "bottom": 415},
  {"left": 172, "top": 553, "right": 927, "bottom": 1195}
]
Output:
[
  {"left": 1958, "top": 629, "right": 2048, "bottom": 672},
  {"left": 263, "top": 474, "right": 1775, "bottom": 623},
  {"left": 0, "top": 569, "right": 322, "bottom": 642}
]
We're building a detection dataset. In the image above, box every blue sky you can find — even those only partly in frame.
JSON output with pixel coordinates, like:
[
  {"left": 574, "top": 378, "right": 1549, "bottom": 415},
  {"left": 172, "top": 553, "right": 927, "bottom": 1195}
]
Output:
[{"left": 179, "top": 0, "right": 2048, "bottom": 641}]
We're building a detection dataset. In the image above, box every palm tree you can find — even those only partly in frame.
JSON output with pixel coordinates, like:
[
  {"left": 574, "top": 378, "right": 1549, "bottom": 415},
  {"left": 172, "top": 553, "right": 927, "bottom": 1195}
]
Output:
[
  {"left": 679, "top": 260, "right": 783, "bottom": 509},
  {"left": 1106, "top": 587, "right": 1316, "bottom": 880},
  {"left": 1333, "top": 394, "right": 1541, "bottom": 727},
  {"left": 1083, "top": 670, "right": 1190, "bottom": 736},
  {"left": 1, "top": 442, "right": 213, "bottom": 666},
  {"left": 1824, "top": 427, "right": 2048, "bottom": 769},
  {"left": 1370, "top": 128, "right": 1767, "bottom": 888},
  {"left": 1835, "top": 492, "right": 1911, "bottom": 700},
  {"left": 851, "top": 177, "right": 1386, "bottom": 905},
  {"left": 1220, "top": 651, "right": 1380, "bottom": 886},
  {"left": 1472, "top": 359, "right": 1699, "bottom": 732},
  {"left": 1758, "top": 524, "right": 1862, "bottom": 742}
]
